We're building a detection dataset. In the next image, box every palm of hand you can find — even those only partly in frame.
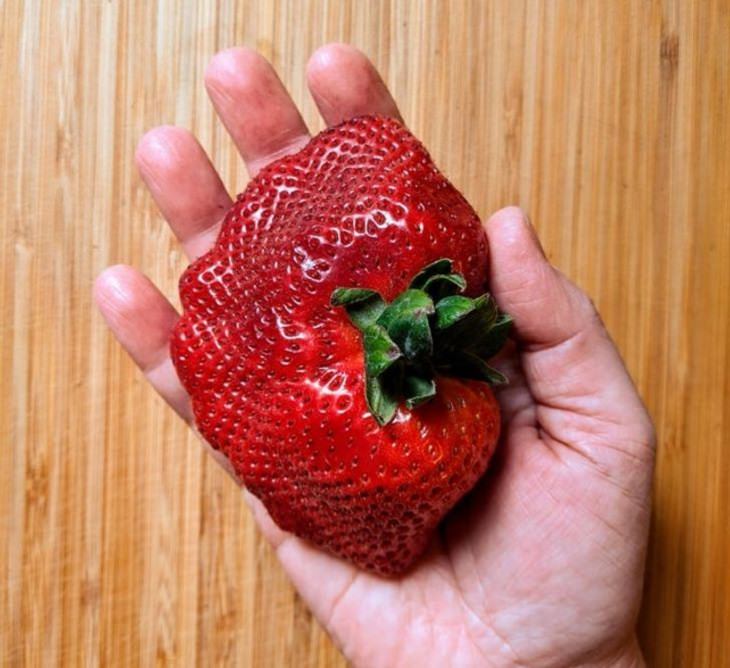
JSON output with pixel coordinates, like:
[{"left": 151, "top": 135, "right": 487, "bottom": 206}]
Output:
[
  {"left": 256, "top": 332, "right": 653, "bottom": 668},
  {"left": 96, "top": 45, "right": 654, "bottom": 668}
]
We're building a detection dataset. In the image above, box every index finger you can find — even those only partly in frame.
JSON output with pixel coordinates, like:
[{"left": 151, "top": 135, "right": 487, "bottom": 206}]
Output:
[{"left": 306, "top": 43, "right": 403, "bottom": 126}]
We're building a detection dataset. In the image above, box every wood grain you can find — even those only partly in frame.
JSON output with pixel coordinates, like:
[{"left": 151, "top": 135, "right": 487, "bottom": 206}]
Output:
[{"left": 1, "top": 1, "right": 728, "bottom": 665}]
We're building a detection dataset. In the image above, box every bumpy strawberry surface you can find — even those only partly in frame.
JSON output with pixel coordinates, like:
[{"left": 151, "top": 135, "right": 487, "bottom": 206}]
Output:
[{"left": 171, "top": 115, "right": 501, "bottom": 575}]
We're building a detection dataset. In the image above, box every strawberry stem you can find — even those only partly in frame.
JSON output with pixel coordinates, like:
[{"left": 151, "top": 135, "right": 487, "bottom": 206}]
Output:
[{"left": 331, "top": 259, "right": 512, "bottom": 426}]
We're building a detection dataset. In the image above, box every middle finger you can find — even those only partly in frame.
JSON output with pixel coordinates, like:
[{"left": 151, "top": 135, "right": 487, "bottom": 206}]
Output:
[{"left": 205, "top": 47, "right": 311, "bottom": 176}]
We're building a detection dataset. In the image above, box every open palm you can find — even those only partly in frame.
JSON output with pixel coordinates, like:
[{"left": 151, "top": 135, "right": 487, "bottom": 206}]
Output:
[{"left": 96, "top": 45, "right": 654, "bottom": 667}]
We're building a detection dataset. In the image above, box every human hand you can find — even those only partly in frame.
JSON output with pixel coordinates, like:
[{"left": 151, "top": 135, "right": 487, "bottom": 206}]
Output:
[{"left": 95, "top": 44, "right": 655, "bottom": 667}]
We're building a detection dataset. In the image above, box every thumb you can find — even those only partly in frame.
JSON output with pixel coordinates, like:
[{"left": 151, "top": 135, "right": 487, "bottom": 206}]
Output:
[
  {"left": 485, "top": 207, "right": 593, "bottom": 348},
  {"left": 485, "top": 207, "right": 655, "bottom": 471}
]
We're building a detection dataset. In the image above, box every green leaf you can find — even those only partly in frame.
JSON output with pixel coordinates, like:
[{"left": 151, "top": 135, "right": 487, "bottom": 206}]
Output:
[
  {"left": 366, "top": 374, "right": 399, "bottom": 425},
  {"left": 331, "top": 287, "right": 386, "bottom": 330},
  {"left": 420, "top": 272, "right": 467, "bottom": 300},
  {"left": 376, "top": 289, "right": 434, "bottom": 361},
  {"left": 470, "top": 313, "right": 514, "bottom": 359},
  {"left": 409, "top": 258, "right": 466, "bottom": 299},
  {"left": 434, "top": 295, "right": 478, "bottom": 330},
  {"left": 408, "top": 258, "right": 454, "bottom": 289},
  {"left": 403, "top": 375, "right": 437, "bottom": 409},
  {"left": 434, "top": 297, "right": 496, "bottom": 356},
  {"left": 331, "top": 287, "right": 376, "bottom": 305},
  {"left": 434, "top": 294, "right": 497, "bottom": 351},
  {"left": 362, "top": 324, "right": 402, "bottom": 377},
  {"left": 437, "top": 351, "right": 508, "bottom": 385},
  {"left": 331, "top": 260, "right": 513, "bottom": 426},
  {"left": 433, "top": 295, "right": 511, "bottom": 386}
]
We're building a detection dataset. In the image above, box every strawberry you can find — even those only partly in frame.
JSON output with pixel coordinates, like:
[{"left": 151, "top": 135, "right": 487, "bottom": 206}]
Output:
[{"left": 171, "top": 115, "right": 511, "bottom": 575}]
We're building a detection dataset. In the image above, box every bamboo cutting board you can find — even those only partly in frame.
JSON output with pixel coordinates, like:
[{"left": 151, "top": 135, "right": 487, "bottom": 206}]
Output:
[{"left": 1, "top": 1, "right": 728, "bottom": 665}]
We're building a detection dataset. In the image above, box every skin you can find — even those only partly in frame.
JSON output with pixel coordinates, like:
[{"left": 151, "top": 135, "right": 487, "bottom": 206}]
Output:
[{"left": 95, "top": 44, "right": 655, "bottom": 667}]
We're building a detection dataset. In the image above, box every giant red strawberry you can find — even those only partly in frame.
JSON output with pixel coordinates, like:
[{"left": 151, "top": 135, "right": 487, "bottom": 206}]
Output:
[{"left": 171, "top": 115, "right": 511, "bottom": 575}]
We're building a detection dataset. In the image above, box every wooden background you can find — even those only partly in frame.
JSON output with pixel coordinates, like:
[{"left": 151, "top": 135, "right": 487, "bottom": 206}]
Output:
[{"left": 1, "top": 1, "right": 728, "bottom": 665}]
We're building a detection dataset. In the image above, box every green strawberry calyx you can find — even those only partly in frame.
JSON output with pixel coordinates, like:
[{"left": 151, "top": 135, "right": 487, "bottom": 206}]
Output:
[{"left": 331, "top": 258, "right": 513, "bottom": 426}]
